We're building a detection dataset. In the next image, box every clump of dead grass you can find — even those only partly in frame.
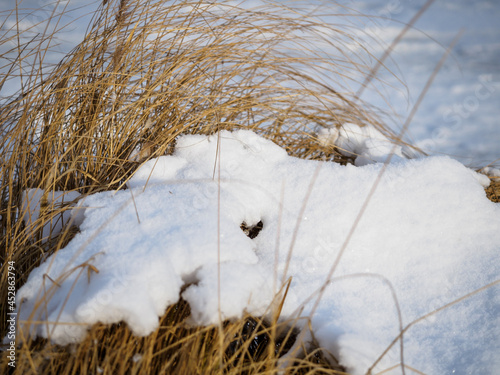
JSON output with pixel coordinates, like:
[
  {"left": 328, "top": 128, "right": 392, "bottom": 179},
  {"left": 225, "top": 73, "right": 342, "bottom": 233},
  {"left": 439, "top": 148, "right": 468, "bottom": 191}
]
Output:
[
  {"left": 485, "top": 177, "right": 500, "bottom": 203},
  {"left": 3, "top": 297, "right": 347, "bottom": 374},
  {"left": 0, "top": 0, "right": 426, "bottom": 373}
]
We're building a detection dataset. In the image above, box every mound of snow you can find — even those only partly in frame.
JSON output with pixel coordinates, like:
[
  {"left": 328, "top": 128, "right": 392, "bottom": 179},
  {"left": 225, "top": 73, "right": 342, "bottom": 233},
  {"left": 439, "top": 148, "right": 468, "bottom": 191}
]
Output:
[
  {"left": 318, "top": 123, "right": 420, "bottom": 166},
  {"left": 13, "top": 130, "right": 500, "bottom": 375}
]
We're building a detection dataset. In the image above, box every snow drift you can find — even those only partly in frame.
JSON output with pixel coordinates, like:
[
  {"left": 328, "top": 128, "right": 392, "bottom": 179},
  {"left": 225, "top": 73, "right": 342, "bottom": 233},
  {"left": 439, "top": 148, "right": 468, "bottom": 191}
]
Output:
[{"left": 14, "top": 130, "right": 500, "bottom": 375}]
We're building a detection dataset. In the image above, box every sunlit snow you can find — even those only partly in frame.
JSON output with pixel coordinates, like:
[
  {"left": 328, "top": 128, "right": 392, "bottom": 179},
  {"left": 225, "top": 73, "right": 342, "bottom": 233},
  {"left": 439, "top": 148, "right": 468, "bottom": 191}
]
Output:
[{"left": 14, "top": 130, "right": 499, "bottom": 375}]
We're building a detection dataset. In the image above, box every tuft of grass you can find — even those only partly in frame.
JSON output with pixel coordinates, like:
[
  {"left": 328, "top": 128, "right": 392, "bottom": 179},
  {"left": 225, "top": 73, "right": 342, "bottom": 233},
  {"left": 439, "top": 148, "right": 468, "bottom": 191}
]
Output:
[
  {"left": 485, "top": 177, "right": 500, "bottom": 203},
  {"left": 2, "top": 0, "right": 493, "bottom": 374},
  {"left": 0, "top": 0, "right": 392, "bottom": 372},
  {"left": 2, "top": 297, "right": 347, "bottom": 374}
]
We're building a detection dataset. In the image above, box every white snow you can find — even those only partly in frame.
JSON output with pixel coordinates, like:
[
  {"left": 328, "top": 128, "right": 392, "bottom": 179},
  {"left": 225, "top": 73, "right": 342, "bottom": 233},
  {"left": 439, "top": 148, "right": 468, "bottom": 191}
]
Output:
[
  {"left": 481, "top": 166, "right": 500, "bottom": 178},
  {"left": 13, "top": 130, "right": 500, "bottom": 375},
  {"left": 320, "top": 123, "right": 408, "bottom": 166},
  {"left": 349, "top": 0, "right": 500, "bottom": 168},
  {"left": 21, "top": 189, "right": 83, "bottom": 242}
]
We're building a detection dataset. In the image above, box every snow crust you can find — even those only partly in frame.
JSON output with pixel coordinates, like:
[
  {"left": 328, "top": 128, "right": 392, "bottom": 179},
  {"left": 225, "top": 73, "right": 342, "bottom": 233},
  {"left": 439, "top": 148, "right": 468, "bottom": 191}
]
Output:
[{"left": 14, "top": 130, "right": 500, "bottom": 375}]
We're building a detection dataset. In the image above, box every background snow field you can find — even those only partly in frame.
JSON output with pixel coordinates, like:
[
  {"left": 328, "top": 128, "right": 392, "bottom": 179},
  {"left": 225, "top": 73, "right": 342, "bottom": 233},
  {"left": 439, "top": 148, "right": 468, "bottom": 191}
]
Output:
[{"left": 16, "top": 131, "right": 500, "bottom": 375}]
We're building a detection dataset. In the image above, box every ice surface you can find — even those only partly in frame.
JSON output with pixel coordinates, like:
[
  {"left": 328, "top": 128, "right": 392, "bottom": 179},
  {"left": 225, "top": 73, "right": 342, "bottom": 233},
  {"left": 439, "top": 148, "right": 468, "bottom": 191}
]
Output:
[{"left": 13, "top": 130, "right": 500, "bottom": 375}]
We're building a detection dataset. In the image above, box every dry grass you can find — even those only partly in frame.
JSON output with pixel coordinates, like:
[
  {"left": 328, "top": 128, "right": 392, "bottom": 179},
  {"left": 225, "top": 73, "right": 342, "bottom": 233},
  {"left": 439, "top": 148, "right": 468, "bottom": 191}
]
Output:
[
  {"left": 485, "top": 177, "right": 500, "bottom": 203},
  {"left": 3, "top": 296, "right": 347, "bottom": 374},
  {"left": 0, "top": 0, "right": 494, "bottom": 374},
  {"left": 0, "top": 0, "right": 388, "bottom": 373}
]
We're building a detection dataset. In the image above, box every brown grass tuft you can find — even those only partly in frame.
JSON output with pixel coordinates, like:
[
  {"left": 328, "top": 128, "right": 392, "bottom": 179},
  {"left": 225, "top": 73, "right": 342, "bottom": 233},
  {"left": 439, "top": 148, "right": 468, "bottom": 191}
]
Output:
[
  {"left": 485, "top": 177, "right": 500, "bottom": 203},
  {"left": 1, "top": 297, "right": 347, "bottom": 374},
  {"left": 0, "top": 0, "right": 434, "bottom": 373}
]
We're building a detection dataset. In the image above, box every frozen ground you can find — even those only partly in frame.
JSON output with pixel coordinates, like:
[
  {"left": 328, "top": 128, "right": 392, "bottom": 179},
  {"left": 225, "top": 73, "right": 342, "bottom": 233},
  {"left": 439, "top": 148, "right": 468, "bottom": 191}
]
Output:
[{"left": 14, "top": 130, "right": 500, "bottom": 374}]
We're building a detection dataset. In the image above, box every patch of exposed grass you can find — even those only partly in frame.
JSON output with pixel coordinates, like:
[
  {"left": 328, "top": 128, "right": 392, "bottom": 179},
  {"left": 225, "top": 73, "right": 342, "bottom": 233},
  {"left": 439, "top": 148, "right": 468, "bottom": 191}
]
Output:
[
  {"left": 2, "top": 296, "right": 347, "bottom": 374},
  {"left": 485, "top": 178, "right": 500, "bottom": 203}
]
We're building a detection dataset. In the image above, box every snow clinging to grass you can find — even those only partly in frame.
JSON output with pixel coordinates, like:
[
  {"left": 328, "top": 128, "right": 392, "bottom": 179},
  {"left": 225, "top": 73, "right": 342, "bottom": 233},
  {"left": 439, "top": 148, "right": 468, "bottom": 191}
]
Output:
[
  {"left": 318, "top": 123, "right": 416, "bottom": 166},
  {"left": 14, "top": 130, "right": 500, "bottom": 375}
]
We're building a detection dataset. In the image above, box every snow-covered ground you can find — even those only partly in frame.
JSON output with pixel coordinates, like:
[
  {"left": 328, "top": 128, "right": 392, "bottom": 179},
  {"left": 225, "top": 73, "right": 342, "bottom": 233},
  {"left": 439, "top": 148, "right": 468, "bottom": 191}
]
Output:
[
  {"left": 3, "top": 1, "right": 500, "bottom": 375},
  {"left": 349, "top": 0, "right": 500, "bottom": 168},
  {"left": 14, "top": 130, "right": 500, "bottom": 374}
]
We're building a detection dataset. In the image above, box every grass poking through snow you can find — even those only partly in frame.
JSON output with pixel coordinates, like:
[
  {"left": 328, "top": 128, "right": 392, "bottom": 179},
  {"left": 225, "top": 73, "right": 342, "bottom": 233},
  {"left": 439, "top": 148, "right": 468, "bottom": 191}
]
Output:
[{"left": 0, "top": 0, "right": 495, "bottom": 374}]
